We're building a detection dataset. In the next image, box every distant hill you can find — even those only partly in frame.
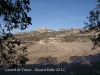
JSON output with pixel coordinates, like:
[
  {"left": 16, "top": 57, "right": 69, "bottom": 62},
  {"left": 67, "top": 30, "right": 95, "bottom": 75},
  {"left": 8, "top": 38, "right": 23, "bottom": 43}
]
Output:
[{"left": 14, "top": 27, "right": 99, "bottom": 43}]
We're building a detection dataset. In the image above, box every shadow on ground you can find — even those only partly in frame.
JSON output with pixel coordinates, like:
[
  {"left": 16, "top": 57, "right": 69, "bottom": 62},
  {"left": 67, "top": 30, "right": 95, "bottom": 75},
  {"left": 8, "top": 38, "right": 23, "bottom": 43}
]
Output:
[{"left": 0, "top": 54, "right": 100, "bottom": 75}]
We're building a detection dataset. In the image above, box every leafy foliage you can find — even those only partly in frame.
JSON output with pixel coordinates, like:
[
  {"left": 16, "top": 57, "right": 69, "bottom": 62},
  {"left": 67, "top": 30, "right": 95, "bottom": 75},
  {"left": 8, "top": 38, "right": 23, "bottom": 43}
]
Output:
[
  {"left": 84, "top": 0, "right": 100, "bottom": 49},
  {"left": 0, "top": 0, "right": 32, "bottom": 31},
  {"left": 0, "top": 0, "right": 31, "bottom": 68},
  {"left": 0, "top": 27, "right": 28, "bottom": 67}
]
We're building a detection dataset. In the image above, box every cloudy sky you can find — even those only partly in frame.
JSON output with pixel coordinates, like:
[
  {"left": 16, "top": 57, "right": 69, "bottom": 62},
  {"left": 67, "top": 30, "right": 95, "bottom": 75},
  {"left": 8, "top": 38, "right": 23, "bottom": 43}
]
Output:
[{"left": 13, "top": 0, "right": 97, "bottom": 33}]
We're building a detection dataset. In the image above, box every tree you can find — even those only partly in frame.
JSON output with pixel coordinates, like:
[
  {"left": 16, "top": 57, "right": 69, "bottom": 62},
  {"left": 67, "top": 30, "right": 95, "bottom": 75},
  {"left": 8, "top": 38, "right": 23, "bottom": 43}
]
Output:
[
  {"left": 84, "top": 0, "right": 100, "bottom": 49},
  {"left": 0, "top": 0, "right": 32, "bottom": 68}
]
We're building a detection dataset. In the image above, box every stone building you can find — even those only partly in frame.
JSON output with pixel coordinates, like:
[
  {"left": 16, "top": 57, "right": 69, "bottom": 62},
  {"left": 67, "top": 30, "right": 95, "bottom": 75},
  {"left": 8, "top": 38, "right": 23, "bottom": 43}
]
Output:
[
  {"left": 71, "top": 28, "right": 80, "bottom": 33},
  {"left": 36, "top": 27, "right": 54, "bottom": 33}
]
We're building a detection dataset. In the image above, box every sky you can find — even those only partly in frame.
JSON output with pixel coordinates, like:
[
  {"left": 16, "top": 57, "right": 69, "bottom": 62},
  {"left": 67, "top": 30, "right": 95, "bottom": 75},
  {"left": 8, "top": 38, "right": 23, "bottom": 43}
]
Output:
[{"left": 12, "top": 0, "right": 97, "bottom": 33}]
